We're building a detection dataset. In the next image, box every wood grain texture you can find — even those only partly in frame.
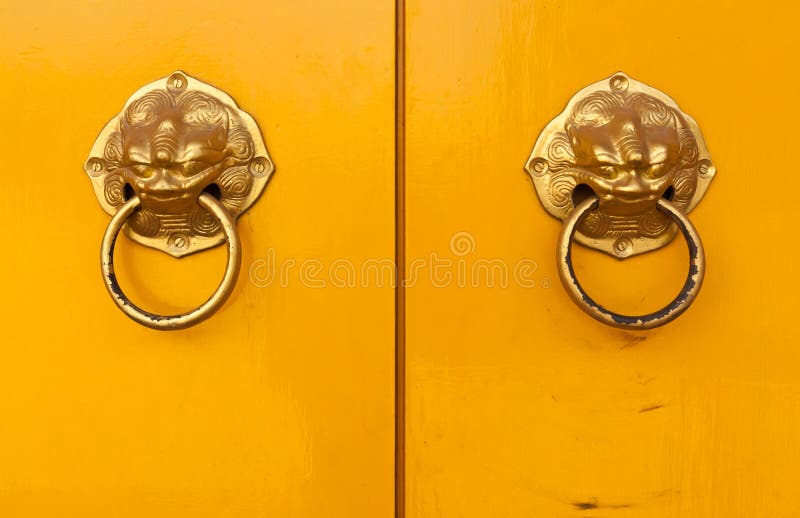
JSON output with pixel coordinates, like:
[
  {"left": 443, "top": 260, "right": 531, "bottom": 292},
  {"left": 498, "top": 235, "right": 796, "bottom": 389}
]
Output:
[
  {"left": 405, "top": 0, "right": 800, "bottom": 516},
  {"left": 0, "top": 1, "right": 395, "bottom": 516}
]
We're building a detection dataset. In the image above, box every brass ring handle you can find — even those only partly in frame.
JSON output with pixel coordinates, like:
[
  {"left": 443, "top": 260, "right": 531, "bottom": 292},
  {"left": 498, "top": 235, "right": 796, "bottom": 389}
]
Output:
[
  {"left": 100, "top": 193, "right": 242, "bottom": 331},
  {"left": 557, "top": 195, "right": 705, "bottom": 330}
]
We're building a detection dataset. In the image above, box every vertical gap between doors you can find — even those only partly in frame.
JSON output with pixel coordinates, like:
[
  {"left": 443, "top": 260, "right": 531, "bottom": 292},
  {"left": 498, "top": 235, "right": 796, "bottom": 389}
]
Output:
[{"left": 394, "top": 0, "right": 406, "bottom": 516}]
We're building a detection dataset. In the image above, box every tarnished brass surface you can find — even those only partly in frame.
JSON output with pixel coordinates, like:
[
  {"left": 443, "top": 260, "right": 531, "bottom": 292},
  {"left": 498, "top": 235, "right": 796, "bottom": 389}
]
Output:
[
  {"left": 557, "top": 195, "right": 705, "bottom": 330},
  {"left": 526, "top": 72, "right": 714, "bottom": 258},
  {"left": 85, "top": 71, "right": 273, "bottom": 257}
]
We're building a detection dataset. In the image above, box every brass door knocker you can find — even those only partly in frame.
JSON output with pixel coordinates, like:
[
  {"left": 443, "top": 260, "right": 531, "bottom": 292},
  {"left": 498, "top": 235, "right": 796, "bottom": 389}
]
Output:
[
  {"left": 526, "top": 73, "right": 715, "bottom": 329},
  {"left": 84, "top": 71, "right": 274, "bottom": 330}
]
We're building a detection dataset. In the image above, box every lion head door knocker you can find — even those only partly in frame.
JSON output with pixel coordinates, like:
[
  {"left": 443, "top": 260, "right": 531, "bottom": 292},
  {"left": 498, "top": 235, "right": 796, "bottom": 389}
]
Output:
[
  {"left": 525, "top": 73, "right": 715, "bottom": 329},
  {"left": 84, "top": 71, "right": 274, "bottom": 330}
]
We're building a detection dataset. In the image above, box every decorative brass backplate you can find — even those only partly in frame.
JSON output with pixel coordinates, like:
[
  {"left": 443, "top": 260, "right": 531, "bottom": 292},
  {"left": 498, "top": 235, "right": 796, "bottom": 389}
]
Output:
[
  {"left": 85, "top": 71, "right": 274, "bottom": 257},
  {"left": 525, "top": 72, "right": 715, "bottom": 258}
]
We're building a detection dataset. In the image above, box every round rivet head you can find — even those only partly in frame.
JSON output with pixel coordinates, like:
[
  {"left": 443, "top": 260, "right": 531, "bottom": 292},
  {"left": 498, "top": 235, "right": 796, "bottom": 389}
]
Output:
[
  {"left": 249, "top": 156, "right": 271, "bottom": 177},
  {"left": 528, "top": 157, "right": 548, "bottom": 176},
  {"left": 698, "top": 159, "right": 715, "bottom": 176},
  {"left": 168, "top": 232, "right": 190, "bottom": 252},
  {"left": 613, "top": 237, "right": 633, "bottom": 258},
  {"left": 609, "top": 74, "right": 629, "bottom": 92},
  {"left": 167, "top": 72, "right": 187, "bottom": 93},
  {"left": 86, "top": 158, "right": 105, "bottom": 176}
]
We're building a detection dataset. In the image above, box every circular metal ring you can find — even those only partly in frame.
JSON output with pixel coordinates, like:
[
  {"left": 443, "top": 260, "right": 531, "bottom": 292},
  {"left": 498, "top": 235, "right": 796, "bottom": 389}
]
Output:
[
  {"left": 557, "top": 195, "right": 705, "bottom": 330},
  {"left": 100, "top": 193, "right": 242, "bottom": 330}
]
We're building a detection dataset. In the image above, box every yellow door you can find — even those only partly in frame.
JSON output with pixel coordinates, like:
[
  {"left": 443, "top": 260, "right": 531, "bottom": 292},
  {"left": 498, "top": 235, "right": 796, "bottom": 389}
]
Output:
[
  {"left": 0, "top": 1, "right": 394, "bottom": 516},
  {"left": 4, "top": 1, "right": 799, "bottom": 516},
  {"left": 404, "top": 1, "right": 800, "bottom": 517}
]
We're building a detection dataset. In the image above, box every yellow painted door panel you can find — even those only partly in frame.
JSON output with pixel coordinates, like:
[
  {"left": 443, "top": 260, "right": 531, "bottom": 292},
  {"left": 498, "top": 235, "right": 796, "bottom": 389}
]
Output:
[
  {"left": 405, "top": 1, "right": 800, "bottom": 517},
  {"left": 0, "top": 1, "right": 394, "bottom": 516}
]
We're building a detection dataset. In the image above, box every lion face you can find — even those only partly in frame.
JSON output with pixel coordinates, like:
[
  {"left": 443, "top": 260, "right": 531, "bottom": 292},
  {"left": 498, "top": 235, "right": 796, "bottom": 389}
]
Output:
[
  {"left": 114, "top": 90, "right": 253, "bottom": 215},
  {"left": 565, "top": 92, "right": 689, "bottom": 218},
  {"left": 527, "top": 73, "right": 715, "bottom": 257},
  {"left": 85, "top": 72, "right": 273, "bottom": 257}
]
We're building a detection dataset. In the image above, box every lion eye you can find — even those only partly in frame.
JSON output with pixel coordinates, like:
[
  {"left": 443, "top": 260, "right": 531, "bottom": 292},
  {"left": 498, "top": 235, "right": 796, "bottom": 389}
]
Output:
[
  {"left": 182, "top": 160, "right": 209, "bottom": 175},
  {"left": 598, "top": 165, "right": 617, "bottom": 178},
  {"left": 646, "top": 162, "right": 666, "bottom": 178},
  {"left": 129, "top": 164, "right": 153, "bottom": 178}
]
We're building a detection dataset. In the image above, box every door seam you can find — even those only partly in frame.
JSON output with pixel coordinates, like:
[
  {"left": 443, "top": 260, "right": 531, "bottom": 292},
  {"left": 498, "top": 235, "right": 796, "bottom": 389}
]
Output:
[{"left": 394, "top": 0, "right": 406, "bottom": 516}]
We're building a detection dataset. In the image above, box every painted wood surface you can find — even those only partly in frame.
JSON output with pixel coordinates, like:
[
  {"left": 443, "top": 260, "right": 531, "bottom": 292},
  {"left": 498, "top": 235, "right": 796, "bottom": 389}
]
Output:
[
  {"left": 0, "top": 1, "right": 395, "bottom": 515},
  {"left": 405, "top": 1, "right": 800, "bottom": 516}
]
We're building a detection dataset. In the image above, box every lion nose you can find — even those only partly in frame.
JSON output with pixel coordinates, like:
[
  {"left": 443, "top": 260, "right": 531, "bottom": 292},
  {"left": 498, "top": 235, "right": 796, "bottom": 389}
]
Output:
[
  {"left": 617, "top": 135, "right": 645, "bottom": 164},
  {"left": 154, "top": 149, "right": 172, "bottom": 163},
  {"left": 151, "top": 125, "right": 178, "bottom": 165}
]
